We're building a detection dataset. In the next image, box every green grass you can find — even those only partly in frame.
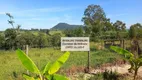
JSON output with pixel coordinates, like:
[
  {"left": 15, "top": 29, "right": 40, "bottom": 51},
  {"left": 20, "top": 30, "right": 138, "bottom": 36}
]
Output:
[
  {"left": 0, "top": 46, "right": 121, "bottom": 80},
  {"left": 49, "top": 30, "right": 64, "bottom": 36}
]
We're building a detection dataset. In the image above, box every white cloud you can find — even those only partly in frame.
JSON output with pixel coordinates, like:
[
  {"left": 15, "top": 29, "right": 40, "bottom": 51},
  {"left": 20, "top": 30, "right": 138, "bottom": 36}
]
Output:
[
  {"left": 5, "top": 7, "right": 80, "bottom": 17},
  {"left": 0, "top": 6, "right": 81, "bottom": 18},
  {"left": 12, "top": 7, "right": 68, "bottom": 13},
  {"left": 29, "top": 18, "right": 42, "bottom": 21},
  {"left": 0, "top": 12, "right": 6, "bottom": 15},
  {"left": 107, "top": 13, "right": 127, "bottom": 18}
]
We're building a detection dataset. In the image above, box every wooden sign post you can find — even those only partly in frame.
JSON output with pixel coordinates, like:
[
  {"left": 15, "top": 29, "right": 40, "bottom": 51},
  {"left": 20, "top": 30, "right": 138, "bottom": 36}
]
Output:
[
  {"left": 61, "top": 37, "right": 90, "bottom": 73},
  {"left": 88, "top": 51, "right": 90, "bottom": 72}
]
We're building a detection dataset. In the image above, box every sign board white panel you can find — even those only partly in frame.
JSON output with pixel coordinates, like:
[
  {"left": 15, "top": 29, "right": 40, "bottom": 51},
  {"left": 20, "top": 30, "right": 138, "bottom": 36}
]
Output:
[{"left": 61, "top": 37, "right": 90, "bottom": 51}]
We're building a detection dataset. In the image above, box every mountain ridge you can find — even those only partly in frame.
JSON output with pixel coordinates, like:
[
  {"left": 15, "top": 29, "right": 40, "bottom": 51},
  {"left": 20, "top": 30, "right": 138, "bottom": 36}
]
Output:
[{"left": 50, "top": 23, "right": 83, "bottom": 30}]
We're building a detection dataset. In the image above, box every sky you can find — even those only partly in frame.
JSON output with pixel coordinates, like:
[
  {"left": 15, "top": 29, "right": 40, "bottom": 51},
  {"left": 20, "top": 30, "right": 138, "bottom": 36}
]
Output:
[{"left": 0, "top": 0, "right": 142, "bottom": 31}]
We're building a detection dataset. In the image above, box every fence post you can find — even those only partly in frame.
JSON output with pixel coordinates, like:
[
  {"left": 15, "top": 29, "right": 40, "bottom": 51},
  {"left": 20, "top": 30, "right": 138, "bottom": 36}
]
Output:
[{"left": 26, "top": 45, "right": 29, "bottom": 74}]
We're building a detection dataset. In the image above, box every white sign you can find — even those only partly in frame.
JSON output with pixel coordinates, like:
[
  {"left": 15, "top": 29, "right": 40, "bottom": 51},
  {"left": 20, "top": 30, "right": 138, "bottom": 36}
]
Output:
[{"left": 61, "top": 37, "right": 90, "bottom": 51}]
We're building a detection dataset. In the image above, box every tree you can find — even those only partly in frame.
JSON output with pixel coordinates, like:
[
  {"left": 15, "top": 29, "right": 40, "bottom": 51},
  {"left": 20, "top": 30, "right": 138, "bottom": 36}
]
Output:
[
  {"left": 138, "top": 29, "right": 142, "bottom": 38},
  {"left": 101, "top": 19, "right": 115, "bottom": 41},
  {"left": 5, "top": 13, "right": 21, "bottom": 50},
  {"left": 37, "top": 32, "right": 48, "bottom": 48},
  {"left": 84, "top": 26, "right": 91, "bottom": 37},
  {"left": 129, "top": 23, "right": 142, "bottom": 39},
  {"left": 113, "top": 20, "right": 126, "bottom": 48},
  {"left": 113, "top": 20, "right": 126, "bottom": 31},
  {"left": 46, "top": 29, "right": 50, "bottom": 35},
  {"left": 64, "top": 29, "right": 73, "bottom": 37},
  {"left": 0, "top": 34, "right": 5, "bottom": 49},
  {"left": 103, "top": 18, "right": 114, "bottom": 32},
  {"left": 4, "top": 28, "right": 17, "bottom": 50},
  {"left": 129, "top": 23, "right": 142, "bottom": 56},
  {"left": 51, "top": 33, "right": 61, "bottom": 49},
  {"left": 6, "top": 13, "right": 15, "bottom": 28},
  {"left": 82, "top": 4, "right": 107, "bottom": 40},
  {"left": 64, "top": 27, "right": 84, "bottom": 37},
  {"left": 21, "top": 31, "right": 35, "bottom": 47},
  {"left": 90, "top": 21, "right": 104, "bottom": 41},
  {"left": 15, "top": 32, "right": 28, "bottom": 49},
  {"left": 16, "top": 24, "right": 21, "bottom": 34},
  {"left": 129, "top": 26, "right": 137, "bottom": 39},
  {"left": 82, "top": 4, "right": 106, "bottom": 26},
  {"left": 73, "top": 27, "right": 84, "bottom": 37}
]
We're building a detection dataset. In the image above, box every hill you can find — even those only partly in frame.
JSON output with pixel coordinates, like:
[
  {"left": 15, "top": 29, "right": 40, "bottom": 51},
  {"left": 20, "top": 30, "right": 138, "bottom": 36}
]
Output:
[{"left": 51, "top": 23, "right": 83, "bottom": 30}]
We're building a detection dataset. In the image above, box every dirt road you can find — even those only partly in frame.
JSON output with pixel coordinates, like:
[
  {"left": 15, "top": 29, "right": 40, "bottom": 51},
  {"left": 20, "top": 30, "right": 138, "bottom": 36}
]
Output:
[{"left": 91, "top": 64, "right": 142, "bottom": 76}]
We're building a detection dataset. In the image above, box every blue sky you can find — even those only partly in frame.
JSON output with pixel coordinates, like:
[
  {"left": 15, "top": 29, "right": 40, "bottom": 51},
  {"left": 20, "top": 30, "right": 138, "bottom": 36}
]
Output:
[{"left": 0, "top": 0, "right": 142, "bottom": 30}]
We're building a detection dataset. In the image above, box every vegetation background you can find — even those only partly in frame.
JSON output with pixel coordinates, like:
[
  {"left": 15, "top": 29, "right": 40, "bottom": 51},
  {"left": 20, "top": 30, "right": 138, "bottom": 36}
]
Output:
[{"left": 0, "top": 4, "right": 142, "bottom": 80}]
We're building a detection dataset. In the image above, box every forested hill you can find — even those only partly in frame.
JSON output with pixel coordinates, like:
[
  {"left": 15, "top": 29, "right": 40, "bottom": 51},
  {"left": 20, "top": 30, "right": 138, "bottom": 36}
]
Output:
[{"left": 50, "top": 23, "right": 83, "bottom": 30}]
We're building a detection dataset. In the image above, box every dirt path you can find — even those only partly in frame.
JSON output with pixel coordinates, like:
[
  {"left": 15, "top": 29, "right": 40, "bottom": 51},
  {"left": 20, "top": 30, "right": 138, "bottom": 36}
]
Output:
[{"left": 90, "top": 64, "right": 142, "bottom": 76}]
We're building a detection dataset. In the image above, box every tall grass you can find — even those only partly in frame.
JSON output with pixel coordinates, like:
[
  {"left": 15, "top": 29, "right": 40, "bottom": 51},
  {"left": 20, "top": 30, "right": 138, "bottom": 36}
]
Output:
[{"left": 0, "top": 46, "right": 121, "bottom": 80}]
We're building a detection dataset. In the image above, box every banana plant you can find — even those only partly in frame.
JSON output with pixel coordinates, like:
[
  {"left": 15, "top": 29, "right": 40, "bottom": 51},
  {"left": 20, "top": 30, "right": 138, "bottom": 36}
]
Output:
[
  {"left": 16, "top": 49, "right": 70, "bottom": 80},
  {"left": 110, "top": 46, "right": 142, "bottom": 80}
]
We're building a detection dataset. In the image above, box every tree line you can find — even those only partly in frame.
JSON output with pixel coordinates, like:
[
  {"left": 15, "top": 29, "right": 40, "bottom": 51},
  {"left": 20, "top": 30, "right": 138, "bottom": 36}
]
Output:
[
  {"left": 0, "top": 13, "right": 62, "bottom": 50},
  {"left": 0, "top": 28, "right": 63, "bottom": 50},
  {"left": 80, "top": 4, "right": 142, "bottom": 56}
]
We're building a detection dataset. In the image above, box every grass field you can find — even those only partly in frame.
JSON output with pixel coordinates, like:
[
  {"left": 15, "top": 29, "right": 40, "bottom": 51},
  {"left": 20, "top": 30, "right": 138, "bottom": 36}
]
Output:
[
  {"left": 49, "top": 30, "right": 63, "bottom": 35},
  {"left": 0, "top": 43, "right": 122, "bottom": 80}
]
